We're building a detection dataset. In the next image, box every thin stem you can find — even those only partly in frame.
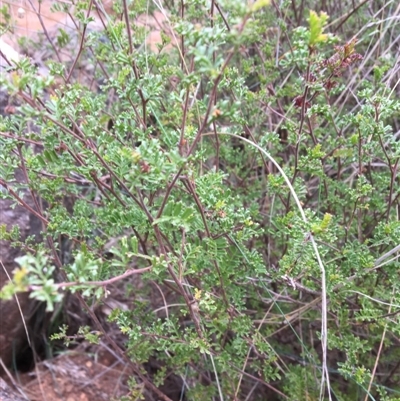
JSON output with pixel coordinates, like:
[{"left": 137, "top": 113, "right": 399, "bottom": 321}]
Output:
[{"left": 29, "top": 265, "right": 152, "bottom": 291}]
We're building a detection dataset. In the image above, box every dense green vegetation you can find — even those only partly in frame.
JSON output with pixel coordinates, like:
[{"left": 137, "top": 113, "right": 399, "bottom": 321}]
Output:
[{"left": 1, "top": 0, "right": 400, "bottom": 399}]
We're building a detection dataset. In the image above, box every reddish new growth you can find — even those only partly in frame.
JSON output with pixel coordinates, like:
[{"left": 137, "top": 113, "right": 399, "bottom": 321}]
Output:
[
  {"left": 140, "top": 160, "right": 151, "bottom": 173},
  {"left": 320, "top": 38, "right": 363, "bottom": 90},
  {"left": 293, "top": 39, "right": 363, "bottom": 108},
  {"left": 293, "top": 95, "right": 311, "bottom": 109}
]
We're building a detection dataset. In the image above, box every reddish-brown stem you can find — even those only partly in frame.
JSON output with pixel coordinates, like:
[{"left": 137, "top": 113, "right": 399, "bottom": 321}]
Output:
[
  {"left": 29, "top": 265, "right": 152, "bottom": 291},
  {"left": 65, "top": 0, "right": 94, "bottom": 83}
]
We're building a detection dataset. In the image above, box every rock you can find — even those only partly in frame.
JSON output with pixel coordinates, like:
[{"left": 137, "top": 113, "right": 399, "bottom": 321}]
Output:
[
  {"left": 0, "top": 180, "right": 43, "bottom": 369},
  {"left": 0, "top": 378, "right": 27, "bottom": 401},
  {"left": 0, "top": 39, "right": 20, "bottom": 66}
]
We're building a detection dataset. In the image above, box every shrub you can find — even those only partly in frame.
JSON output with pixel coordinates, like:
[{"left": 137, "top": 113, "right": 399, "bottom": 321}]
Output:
[{"left": 1, "top": 0, "right": 400, "bottom": 400}]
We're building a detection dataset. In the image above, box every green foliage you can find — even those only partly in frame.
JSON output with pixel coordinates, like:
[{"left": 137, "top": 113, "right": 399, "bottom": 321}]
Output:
[
  {"left": 1, "top": 0, "right": 400, "bottom": 400},
  {"left": 309, "top": 10, "right": 329, "bottom": 47},
  {"left": 50, "top": 324, "right": 101, "bottom": 346},
  {"left": 0, "top": 252, "right": 63, "bottom": 311},
  {"left": 250, "top": 0, "right": 271, "bottom": 13}
]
